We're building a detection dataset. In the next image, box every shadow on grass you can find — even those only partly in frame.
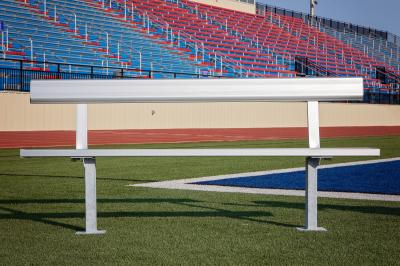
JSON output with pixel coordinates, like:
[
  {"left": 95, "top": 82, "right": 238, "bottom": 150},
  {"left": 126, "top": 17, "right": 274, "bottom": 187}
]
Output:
[
  {"left": 0, "top": 173, "right": 157, "bottom": 183},
  {"left": 0, "top": 198, "right": 283, "bottom": 232},
  {"left": 0, "top": 198, "right": 199, "bottom": 205},
  {"left": 0, "top": 155, "right": 20, "bottom": 158},
  {"left": 1, "top": 197, "right": 398, "bottom": 232},
  {"left": 0, "top": 206, "right": 84, "bottom": 231},
  {"left": 252, "top": 200, "right": 400, "bottom": 216}
]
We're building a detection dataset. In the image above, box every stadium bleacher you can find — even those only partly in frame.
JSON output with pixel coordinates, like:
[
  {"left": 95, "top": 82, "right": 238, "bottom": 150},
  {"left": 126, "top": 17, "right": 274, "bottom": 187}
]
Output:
[
  {"left": 321, "top": 25, "right": 400, "bottom": 70},
  {"left": 180, "top": 0, "right": 398, "bottom": 98},
  {"left": 0, "top": 0, "right": 399, "bottom": 103},
  {"left": 1, "top": 0, "right": 210, "bottom": 74}
]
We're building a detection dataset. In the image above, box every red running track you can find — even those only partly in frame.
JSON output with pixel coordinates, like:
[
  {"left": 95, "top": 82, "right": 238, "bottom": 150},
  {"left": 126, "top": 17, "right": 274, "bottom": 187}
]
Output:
[{"left": 1, "top": 126, "right": 400, "bottom": 148}]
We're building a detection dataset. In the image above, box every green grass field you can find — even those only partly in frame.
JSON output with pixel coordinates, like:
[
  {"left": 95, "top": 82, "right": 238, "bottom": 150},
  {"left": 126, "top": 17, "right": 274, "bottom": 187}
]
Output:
[{"left": 1, "top": 136, "right": 400, "bottom": 265}]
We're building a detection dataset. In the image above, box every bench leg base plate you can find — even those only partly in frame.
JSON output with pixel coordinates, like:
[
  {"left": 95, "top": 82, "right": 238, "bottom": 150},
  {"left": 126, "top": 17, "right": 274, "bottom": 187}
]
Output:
[
  {"left": 76, "top": 230, "right": 106, "bottom": 235},
  {"left": 296, "top": 227, "right": 327, "bottom": 232}
]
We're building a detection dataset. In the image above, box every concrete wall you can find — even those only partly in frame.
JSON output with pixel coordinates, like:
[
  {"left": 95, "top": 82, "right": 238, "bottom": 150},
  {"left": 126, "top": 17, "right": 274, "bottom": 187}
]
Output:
[
  {"left": 189, "top": 0, "right": 256, "bottom": 14},
  {"left": 1, "top": 92, "right": 400, "bottom": 131}
]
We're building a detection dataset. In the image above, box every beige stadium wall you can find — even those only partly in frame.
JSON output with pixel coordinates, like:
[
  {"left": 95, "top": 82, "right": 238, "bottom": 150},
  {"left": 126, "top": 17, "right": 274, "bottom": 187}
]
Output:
[
  {"left": 189, "top": 0, "right": 256, "bottom": 14},
  {"left": 1, "top": 92, "right": 400, "bottom": 131}
]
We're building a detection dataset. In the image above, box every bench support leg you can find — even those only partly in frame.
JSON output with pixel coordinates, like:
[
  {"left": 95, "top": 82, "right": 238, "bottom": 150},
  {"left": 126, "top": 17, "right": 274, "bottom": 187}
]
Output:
[
  {"left": 297, "top": 157, "right": 326, "bottom": 232},
  {"left": 76, "top": 158, "right": 106, "bottom": 235},
  {"left": 76, "top": 104, "right": 88, "bottom": 150}
]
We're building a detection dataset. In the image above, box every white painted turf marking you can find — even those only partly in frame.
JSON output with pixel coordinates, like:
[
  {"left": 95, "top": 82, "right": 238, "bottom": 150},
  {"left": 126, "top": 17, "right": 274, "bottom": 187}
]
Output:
[{"left": 129, "top": 158, "right": 400, "bottom": 202}]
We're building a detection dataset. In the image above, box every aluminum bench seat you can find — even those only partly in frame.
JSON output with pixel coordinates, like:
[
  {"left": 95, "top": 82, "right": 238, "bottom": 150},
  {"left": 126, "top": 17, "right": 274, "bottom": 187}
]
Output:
[{"left": 20, "top": 77, "right": 380, "bottom": 235}]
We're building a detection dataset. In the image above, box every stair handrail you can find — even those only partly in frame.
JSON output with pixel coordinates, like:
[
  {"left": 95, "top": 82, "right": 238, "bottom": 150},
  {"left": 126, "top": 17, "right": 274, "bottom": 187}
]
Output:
[
  {"left": 136, "top": 6, "right": 242, "bottom": 76},
  {"left": 165, "top": 0, "right": 287, "bottom": 77}
]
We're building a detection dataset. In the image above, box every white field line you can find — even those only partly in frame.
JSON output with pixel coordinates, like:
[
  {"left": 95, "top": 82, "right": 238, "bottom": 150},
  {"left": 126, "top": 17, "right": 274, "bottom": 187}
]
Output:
[{"left": 129, "top": 158, "right": 400, "bottom": 202}]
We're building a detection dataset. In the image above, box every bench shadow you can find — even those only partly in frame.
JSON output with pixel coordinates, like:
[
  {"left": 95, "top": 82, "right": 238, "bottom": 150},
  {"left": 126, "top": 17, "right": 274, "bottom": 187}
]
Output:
[
  {"left": 0, "top": 197, "right": 292, "bottom": 232},
  {"left": 0, "top": 155, "right": 20, "bottom": 158},
  {"left": 0, "top": 173, "right": 157, "bottom": 183},
  {"left": 2, "top": 197, "right": 397, "bottom": 232},
  {"left": 0, "top": 206, "right": 84, "bottom": 231},
  {"left": 0, "top": 198, "right": 199, "bottom": 205},
  {"left": 251, "top": 200, "right": 400, "bottom": 217}
]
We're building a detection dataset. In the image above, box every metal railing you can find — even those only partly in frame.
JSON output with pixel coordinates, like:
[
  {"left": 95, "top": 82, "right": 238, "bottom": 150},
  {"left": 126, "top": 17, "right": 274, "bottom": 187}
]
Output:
[
  {"left": 367, "top": 83, "right": 400, "bottom": 105},
  {"left": 0, "top": 57, "right": 221, "bottom": 92},
  {"left": 172, "top": 0, "right": 293, "bottom": 77},
  {"left": 138, "top": 6, "right": 239, "bottom": 77},
  {"left": 376, "top": 67, "right": 400, "bottom": 84},
  {"left": 294, "top": 57, "right": 336, "bottom": 77},
  {"left": 255, "top": 3, "right": 392, "bottom": 43},
  {"left": 292, "top": 57, "right": 399, "bottom": 105},
  {"left": 388, "top": 33, "right": 400, "bottom": 46}
]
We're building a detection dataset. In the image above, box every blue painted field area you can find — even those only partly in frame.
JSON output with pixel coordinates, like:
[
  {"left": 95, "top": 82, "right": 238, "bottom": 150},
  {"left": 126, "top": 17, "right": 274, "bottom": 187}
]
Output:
[{"left": 194, "top": 159, "right": 400, "bottom": 195}]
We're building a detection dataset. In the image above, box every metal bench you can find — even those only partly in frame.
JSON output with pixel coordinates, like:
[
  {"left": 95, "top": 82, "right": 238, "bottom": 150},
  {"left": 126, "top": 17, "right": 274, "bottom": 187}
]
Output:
[{"left": 20, "top": 77, "right": 380, "bottom": 235}]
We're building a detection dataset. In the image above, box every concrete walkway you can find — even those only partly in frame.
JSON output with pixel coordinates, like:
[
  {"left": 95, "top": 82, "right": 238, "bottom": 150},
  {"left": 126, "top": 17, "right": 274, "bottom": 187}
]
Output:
[{"left": 130, "top": 158, "right": 400, "bottom": 202}]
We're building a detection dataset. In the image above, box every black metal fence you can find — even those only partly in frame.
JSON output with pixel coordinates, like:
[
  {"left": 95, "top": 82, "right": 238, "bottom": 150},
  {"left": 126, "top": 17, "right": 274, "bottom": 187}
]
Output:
[
  {"left": 367, "top": 85, "right": 400, "bottom": 105},
  {"left": 0, "top": 58, "right": 220, "bottom": 92},
  {"left": 256, "top": 3, "right": 391, "bottom": 42},
  {"left": 295, "top": 57, "right": 336, "bottom": 77},
  {"left": 0, "top": 58, "right": 399, "bottom": 104},
  {"left": 388, "top": 33, "right": 400, "bottom": 46}
]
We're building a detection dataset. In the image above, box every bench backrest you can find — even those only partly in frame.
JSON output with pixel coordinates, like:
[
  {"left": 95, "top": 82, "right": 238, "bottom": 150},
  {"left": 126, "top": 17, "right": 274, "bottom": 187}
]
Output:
[
  {"left": 29, "top": 77, "right": 364, "bottom": 150},
  {"left": 30, "top": 78, "right": 364, "bottom": 104}
]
